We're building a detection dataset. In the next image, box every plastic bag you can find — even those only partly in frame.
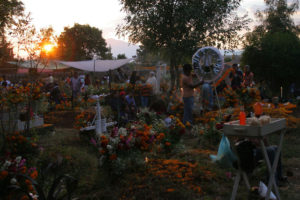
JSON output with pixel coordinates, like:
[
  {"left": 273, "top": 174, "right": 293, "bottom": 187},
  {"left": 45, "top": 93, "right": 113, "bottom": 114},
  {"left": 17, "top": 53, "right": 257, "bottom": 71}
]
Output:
[
  {"left": 258, "top": 181, "right": 276, "bottom": 200},
  {"left": 210, "top": 134, "right": 237, "bottom": 168}
]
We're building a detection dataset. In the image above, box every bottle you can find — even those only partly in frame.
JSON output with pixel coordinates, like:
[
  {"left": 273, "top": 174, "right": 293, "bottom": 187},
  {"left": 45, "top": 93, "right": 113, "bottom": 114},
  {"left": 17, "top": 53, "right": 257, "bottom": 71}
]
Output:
[
  {"left": 253, "top": 102, "right": 262, "bottom": 118},
  {"left": 239, "top": 106, "right": 246, "bottom": 125}
]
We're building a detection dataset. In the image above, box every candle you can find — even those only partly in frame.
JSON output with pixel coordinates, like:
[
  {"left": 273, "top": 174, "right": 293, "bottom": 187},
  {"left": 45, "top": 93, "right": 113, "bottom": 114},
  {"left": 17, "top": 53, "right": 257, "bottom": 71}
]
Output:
[{"left": 280, "top": 86, "right": 283, "bottom": 99}]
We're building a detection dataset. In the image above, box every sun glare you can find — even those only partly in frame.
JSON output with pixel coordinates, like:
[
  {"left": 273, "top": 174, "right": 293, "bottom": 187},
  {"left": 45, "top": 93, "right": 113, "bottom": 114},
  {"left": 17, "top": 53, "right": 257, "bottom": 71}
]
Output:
[{"left": 43, "top": 44, "right": 54, "bottom": 53}]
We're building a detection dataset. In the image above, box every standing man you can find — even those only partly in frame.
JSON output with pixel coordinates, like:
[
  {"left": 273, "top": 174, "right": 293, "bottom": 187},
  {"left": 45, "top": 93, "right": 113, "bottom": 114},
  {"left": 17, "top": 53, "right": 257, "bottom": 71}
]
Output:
[
  {"left": 146, "top": 71, "right": 158, "bottom": 105},
  {"left": 146, "top": 71, "right": 158, "bottom": 94},
  {"left": 182, "top": 64, "right": 203, "bottom": 125},
  {"left": 229, "top": 63, "right": 243, "bottom": 90},
  {"left": 70, "top": 72, "right": 81, "bottom": 108}
]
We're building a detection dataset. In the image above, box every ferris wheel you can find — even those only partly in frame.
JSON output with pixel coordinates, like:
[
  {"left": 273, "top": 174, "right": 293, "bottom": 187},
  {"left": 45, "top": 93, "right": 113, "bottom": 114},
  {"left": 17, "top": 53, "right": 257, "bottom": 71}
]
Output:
[{"left": 192, "top": 46, "right": 224, "bottom": 82}]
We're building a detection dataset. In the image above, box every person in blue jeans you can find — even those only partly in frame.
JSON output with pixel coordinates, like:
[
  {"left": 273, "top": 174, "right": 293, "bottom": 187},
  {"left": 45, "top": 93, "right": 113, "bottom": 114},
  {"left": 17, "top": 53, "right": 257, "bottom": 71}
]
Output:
[
  {"left": 254, "top": 145, "right": 286, "bottom": 186},
  {"left": 202, "top": 82, "right": 214, "bottom": 111},
  {"left": 236, "top": 139, "right": 287, "bottom": 186},
  {"left": 182, "top": 64, "right": 203, "bottom": 125}
]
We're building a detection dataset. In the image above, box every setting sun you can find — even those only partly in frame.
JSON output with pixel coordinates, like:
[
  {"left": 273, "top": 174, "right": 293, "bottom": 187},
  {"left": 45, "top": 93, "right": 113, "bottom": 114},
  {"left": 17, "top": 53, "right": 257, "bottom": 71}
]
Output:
[{"left": 43, "top": 44, "right": 54, "bottom": 53}]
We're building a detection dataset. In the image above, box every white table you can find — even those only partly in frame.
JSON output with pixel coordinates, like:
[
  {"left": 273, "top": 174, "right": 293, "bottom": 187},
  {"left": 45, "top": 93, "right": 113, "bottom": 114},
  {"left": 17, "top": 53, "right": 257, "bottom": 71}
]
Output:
[{"left": 223, "top": 118, "right": 286, "bottom": 200}]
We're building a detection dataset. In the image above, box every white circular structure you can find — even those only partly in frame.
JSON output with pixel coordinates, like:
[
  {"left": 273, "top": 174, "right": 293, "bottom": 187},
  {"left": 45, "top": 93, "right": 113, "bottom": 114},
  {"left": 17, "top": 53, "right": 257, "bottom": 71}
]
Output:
[{"left": 192, "top": 46, "right": 224, "bottom": 82}]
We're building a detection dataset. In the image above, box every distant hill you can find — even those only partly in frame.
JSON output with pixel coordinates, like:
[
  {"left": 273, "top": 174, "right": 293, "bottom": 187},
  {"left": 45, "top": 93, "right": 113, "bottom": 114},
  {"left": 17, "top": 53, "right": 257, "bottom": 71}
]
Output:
[{"left": 106, "top": 38, "right": 139, "bottom": 58}]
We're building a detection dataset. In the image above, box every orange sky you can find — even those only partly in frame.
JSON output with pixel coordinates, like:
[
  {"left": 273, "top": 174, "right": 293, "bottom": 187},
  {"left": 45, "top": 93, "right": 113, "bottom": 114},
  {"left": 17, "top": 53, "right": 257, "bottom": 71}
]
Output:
[{"left": 21, "top": 0, "right": 300, "bottom": 41}]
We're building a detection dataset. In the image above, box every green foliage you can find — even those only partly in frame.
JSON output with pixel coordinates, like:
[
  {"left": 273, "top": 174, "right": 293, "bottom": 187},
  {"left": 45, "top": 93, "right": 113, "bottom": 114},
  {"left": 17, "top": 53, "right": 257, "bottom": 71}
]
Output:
[
  {"left": 203, "top": 120, "right": 222, "bottom": 146},
  {"left": 0, "top": 0, "right": 24, "bottom": 62},
  {"left": 56, "top": 23, "right": 111, "bottom": 61},
  {"left": 0, "top": 0, "right": 24, "bottom": 33},
  {"left": 224, "top": 56, "right": 232, "bottom": 63},
  {"left": 117, "top": 53, "right": 127, "bottom": 59},
  {"left": 242, "top": 0, "right": 300, "bottom": 91}
]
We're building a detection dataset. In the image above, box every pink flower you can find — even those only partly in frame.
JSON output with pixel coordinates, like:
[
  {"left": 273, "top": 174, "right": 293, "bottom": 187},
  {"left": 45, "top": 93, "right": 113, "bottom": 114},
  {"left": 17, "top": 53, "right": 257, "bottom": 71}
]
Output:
[
  {"left": 90, "top": 138, "right": 97, "bottom": 146},
  {"left": 225, "top": 172, "right": 232, "bottom": 179}
]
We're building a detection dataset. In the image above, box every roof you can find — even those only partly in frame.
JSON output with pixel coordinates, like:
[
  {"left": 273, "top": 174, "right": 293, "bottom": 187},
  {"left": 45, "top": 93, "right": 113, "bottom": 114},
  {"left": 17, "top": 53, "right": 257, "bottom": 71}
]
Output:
[{"left": 56, "top": 58, "right": 134, "bottom": 72}]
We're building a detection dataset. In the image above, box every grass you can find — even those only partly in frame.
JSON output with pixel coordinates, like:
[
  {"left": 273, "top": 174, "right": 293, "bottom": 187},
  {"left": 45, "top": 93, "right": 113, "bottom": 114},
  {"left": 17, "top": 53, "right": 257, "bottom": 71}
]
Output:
[{"left": 35, "top": 125, "right": 300, "bottom": 199}]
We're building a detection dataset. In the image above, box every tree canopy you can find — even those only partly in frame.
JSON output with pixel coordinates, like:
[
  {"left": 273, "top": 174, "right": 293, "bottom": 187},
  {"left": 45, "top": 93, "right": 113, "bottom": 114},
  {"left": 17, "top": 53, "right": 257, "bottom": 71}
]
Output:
[
  {"left": 0, "top": 0, "right": 24, "bottom": 63},
  {"left": 56, "top": 23, "right": 111, "bottom": 61},
  {"left": 241, "top": 0, "right": 300, "bottom": 92},
  {"left": 117, "top": 0, "right": 249, "bottom": 88},
  {"left": 0, "top": 0, "right": 24, "bottom": 34},
  {"left": 117, "top": 53, "right": 127, "bottom": 59}
]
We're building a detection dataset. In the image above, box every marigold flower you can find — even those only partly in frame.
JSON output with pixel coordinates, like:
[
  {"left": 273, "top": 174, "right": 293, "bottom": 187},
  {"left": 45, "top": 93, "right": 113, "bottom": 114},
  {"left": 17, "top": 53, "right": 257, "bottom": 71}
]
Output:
[
  {"left": 100, "top": 149, "right": 106, "bottom": 155},
  {"left": 0, "top": 170, "right": 8, "bottom": 180},
  {"left": 25, "top": 179, "right": 31, "bottom": 185},
  {"left": 21, "top": 195, "right": 29, "bottom": 200},
  {"left": 20, "top": 166, "right": 27, "bottom": 174},
  {"left": 166, "top": 188, "right": 175, "bottom": 192},
  {"left": 27, "top": 184, "right": 34, "bottom": 191},
  {"left": 165, "top": 142, "right": 171, "bottom": 146},
  {"left": 109, "top": 154, "right": 117, "bottom": 160},
  {"left": 30, "top": 170, "right": 38, "bottom": 179}
]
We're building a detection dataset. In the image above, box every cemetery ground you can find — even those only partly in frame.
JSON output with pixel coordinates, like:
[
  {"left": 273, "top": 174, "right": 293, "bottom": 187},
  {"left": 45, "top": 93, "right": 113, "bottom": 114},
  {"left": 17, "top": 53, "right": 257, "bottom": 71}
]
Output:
[
  {"left": 2, "top": 83, "right": 300, "bottom": 199},
  {"left": 37, "top": 111, "right": 300, "bottom": 200}
]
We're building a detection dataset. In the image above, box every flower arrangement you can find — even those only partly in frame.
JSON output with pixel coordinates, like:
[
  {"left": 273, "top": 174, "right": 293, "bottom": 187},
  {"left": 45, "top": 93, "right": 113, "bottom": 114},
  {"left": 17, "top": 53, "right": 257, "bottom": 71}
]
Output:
[
  {"left": 54, "top": 100, "right": 72, "bottom": 110},
  {"left": 74, "top": 111, "right": 94, "bottom": 130},
  {"left": 5, "top": 132, "right": 39, "bottom": 158},
  {"left": 0, "top": 156, "right": 39, "bottom": 200},
  {"left": 97, "top": 124, "right": 157, "bottom": 165},
  {"left": 136, "top": 109, "right": 186, "bottom": 152},
  {"left": 222, "top": 87, "right": 239, "bottom": 107},
  {"left": 0, "top": 81, "right": 46, "bottom": 134},
  {"left": 262, "top": 102, "right": 300, "bottom": 128}
]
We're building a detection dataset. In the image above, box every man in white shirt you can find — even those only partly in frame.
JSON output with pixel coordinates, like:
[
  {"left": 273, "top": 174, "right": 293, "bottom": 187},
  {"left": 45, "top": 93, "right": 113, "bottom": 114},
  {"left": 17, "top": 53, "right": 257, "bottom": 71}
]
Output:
[
  {"left": 48, "top": 74, "right": 54, "bottom": 84},
  {"left": 146, "top": 71, "right": 158, "bottom": 95},
  {"left": 70, "top": 72, "right": 81, "bottom": 107}
]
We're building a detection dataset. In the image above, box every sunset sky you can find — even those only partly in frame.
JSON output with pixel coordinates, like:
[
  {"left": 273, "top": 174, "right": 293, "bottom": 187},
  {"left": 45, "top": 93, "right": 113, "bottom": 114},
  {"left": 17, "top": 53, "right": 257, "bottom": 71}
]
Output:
[
  {"left": 21, "top": 0, "right": 300, "bottom": 41},
  {"left": 18, "top": 0, "right": 300, "bottom": 57}
]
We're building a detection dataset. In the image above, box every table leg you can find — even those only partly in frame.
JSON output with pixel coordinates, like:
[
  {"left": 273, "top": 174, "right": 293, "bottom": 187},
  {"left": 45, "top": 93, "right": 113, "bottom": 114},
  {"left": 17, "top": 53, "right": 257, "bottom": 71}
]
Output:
[
  {"left": 231, "top": 170, "right": 241, "bottom": 200},
  {"left": 260, "top": 130, "right": 284, "bottom": 200},
  {"left": 242, "top": 171, "right": 251, "bottom": 190}
]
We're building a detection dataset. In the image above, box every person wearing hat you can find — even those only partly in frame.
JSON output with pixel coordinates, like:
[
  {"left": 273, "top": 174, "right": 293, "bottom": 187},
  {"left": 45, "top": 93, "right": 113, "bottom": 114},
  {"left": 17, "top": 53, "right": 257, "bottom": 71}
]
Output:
[{"left": 182, "top": 64, "right": 204, "bottom": 125}]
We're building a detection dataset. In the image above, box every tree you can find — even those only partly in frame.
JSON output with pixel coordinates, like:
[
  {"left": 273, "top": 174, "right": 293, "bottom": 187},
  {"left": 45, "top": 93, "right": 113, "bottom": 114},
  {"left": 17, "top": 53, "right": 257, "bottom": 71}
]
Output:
[
  {"left": 0, "top": 0, "right": 24, "bottom": 34},
  {"left": 117, "top": 53, "right": 127, "bottom": 59},
  {"left": 136, "top": 45, "right": 167, "bottom": 66},
  {"left": 0, "top": 36, "right": 14, "bottom": 63},
  {"left": 9, "top": 14, "right": 57, "bottom": 75},
  {"left": 117, "top": 0, "right": 249, "bottom": 89},
  {"left": 56, "top": 23, "right": 111, "bottom": 61},
  {"left": 0, "top": 0, "right": 24, "bottom": 63},
  {"left": 241, "top": 0, "right": 300, "bottom": 92}
]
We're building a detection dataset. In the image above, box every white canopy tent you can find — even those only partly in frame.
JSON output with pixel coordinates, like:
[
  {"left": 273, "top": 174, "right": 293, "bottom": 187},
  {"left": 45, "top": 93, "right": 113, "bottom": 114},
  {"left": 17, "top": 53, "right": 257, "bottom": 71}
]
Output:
[
  {"left": 8, "top": 61, "right": 69, "bottom": 70},
  {"left": 56, "top": 58, "right": 134, "bottom": 72},
  {"left": 8, "top": 58, "right": 134, "bottom": 72}
]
